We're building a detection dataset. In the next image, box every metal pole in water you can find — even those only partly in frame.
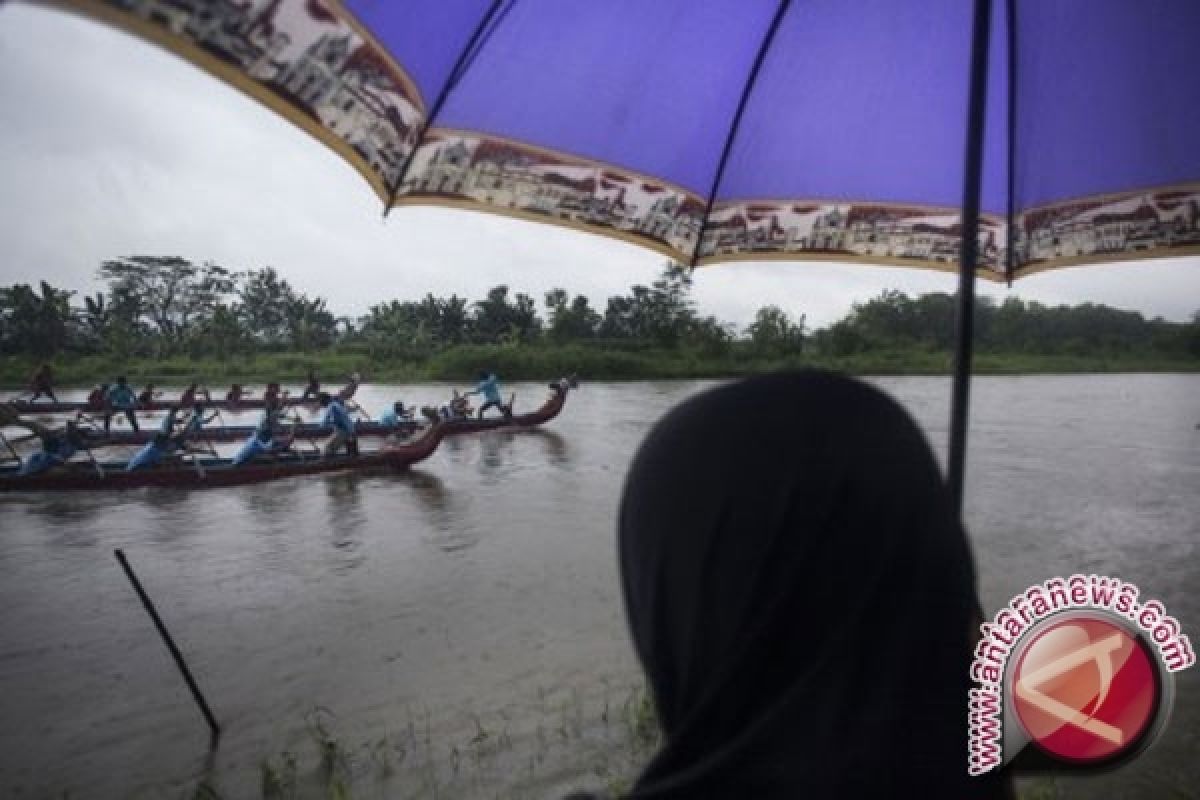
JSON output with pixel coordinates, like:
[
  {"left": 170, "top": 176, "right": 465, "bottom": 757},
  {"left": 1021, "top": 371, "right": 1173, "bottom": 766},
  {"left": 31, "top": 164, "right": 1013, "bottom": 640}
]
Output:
[
  {"left": 114, "top": 549, "right": 221, "bottom": 747},
  {"left": 949, "top": 0, "right": 993, "bottom": 515}
]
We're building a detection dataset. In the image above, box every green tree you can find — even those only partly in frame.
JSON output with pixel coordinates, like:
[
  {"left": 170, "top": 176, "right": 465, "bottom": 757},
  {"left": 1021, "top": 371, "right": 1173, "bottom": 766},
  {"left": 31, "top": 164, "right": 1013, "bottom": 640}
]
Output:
[
  {"left": 98, "top": 256, "right": 235, "bottom": 352},
  {"left": 238, "top": 266, "right": 294, "bottom": 345},
  {"left": 284, "top": 295, "right": 337, "bottom": 351},
  {"left": 688, "top": 314, "right": 734, "bottom": 357},
  {"left": 189, "top": 303, "right": 251, "bottom": 360},
  {"left": 599, "top": 262, "right": 696, "bottom": 346},
  {"left": 544, "top": 289, "right": 601, "bottom": 341},
  {"left": 0, "top": 281, "right": 75, "bottom": 356},
  {"left": 1187, "top": 311, "right": 1200, "bottom": 358},
  {"left": 745, "top": 305, "right": 805, "bottom": 355},
  {"left": 473, "top": 286, "right": 541, "bottom": 344}
]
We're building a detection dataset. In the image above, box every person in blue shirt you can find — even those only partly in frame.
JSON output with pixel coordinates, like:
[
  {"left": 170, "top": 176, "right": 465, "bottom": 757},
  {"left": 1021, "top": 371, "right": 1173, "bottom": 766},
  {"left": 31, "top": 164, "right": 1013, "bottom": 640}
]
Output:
[
  {"left": 126, "top": 432, "right": 173, "bottom": 472},
  {"left": 164, "top": 403, "right": 219, "bottom": 457},
  {"left": 178, "top": 403, "right": 218, "bottom": 443},
  {"left": 466, "top": 371, "right": 511, "bottom": 419},
  {"left": 17, "top": 420, "right": 86, "bottom": 476},
  {"left": 231, "top": 427, "right": 292, "bottom": 466},
  {"left": 104, "top": 375, "right": 140, "bottom": 433},
  {"left": 229, "top": 400, "right": 296, "bottom": 466},
  {"left": 318, "top": 392, "right": 358, "bottom": 457},
  {"left": 378, "top": 401, "right": 413, "bottom": 427}
]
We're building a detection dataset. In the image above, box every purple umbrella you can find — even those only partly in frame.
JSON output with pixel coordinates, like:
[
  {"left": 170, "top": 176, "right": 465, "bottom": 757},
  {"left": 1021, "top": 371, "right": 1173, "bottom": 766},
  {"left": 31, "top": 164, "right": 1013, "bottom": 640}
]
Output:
[{"left": 28, "top": 0, "right": 1200, "bottom": 506}]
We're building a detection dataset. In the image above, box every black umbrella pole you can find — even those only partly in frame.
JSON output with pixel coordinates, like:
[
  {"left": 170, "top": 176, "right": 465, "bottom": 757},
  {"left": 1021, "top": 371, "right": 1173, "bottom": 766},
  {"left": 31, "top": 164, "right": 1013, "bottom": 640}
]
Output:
[
  {"left": 114, "top": 549, "right": 221, "bottom": 747},
  {"left": 949, "top": 0, "right": 993, "bottom": 515}
]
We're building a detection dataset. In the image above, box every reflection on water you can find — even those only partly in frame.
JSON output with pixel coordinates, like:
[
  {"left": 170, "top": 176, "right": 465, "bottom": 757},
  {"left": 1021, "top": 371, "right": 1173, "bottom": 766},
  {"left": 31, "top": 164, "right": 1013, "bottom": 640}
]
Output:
[
  {"left": 478, "top": 430, "right": 513, "bottom": 471},
  {"left": 525, "top": 428, "right": 569, "bottom": 465},
  {"left": 0, "top": 378, "right": 1197, "bottom": 799},
  {"left": 324, "top": 474, "right": 365, "bottom": 573}
]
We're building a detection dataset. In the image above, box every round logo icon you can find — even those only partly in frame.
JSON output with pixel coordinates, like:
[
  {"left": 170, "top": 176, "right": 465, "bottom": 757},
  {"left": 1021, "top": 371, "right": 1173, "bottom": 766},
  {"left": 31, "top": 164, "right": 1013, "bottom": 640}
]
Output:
[{"left": 1011, "top": 615, "right": 1160, "bottom": 764}]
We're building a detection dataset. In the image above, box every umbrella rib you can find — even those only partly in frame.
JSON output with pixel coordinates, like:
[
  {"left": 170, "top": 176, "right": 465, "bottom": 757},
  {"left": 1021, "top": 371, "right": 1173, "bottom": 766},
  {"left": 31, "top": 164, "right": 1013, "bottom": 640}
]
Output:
[
  {"left": 687, "top": 0, "right": 793, "bottom": 268},
  {"left": 948, "top": 0, "right": 994, "bottom": 515},
  {"left": 384, "top": 0, "right": 513, "bottom": 210},
  {"left": 1004, "top": 0, "right": 1018, "bottom": 286}
]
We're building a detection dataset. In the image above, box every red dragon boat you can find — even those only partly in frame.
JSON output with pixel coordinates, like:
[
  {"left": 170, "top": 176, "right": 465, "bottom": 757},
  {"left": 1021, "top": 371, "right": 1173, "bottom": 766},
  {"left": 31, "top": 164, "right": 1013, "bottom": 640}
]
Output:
[
  {"left": 6, "top": 395, "right": 314, "bottom": 415},
  {"left": 34, "top": 380, "right": 574, "bottom": 447},
  {"left": 0, "top": 424, "right": 444, "bottom": 491},
  {"left": 0, "top": 381, "right": 574, "bottom": 491}
]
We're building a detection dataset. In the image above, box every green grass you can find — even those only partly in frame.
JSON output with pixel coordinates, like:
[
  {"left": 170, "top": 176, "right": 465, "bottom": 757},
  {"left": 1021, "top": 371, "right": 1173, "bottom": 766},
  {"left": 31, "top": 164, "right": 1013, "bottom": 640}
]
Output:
[
  {"left": 1, "top": 345, "right": 1196, "bottom": 389},
  {"left": 173, "top": 683, "right": 662, "bottom": 799}
]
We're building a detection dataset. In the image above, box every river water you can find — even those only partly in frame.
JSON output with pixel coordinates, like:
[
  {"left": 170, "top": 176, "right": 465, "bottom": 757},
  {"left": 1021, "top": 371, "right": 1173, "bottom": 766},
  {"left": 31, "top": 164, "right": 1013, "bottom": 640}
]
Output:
[{"left": 0, "top": 375, "right": 1197, "bottom": 799}]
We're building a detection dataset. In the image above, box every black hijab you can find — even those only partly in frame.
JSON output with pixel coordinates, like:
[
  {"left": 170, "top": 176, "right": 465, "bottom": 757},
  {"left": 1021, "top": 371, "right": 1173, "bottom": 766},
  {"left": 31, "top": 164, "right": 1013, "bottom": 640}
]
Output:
[{"left": 618, "top": 371, "right": 1007, "bottom": 798}]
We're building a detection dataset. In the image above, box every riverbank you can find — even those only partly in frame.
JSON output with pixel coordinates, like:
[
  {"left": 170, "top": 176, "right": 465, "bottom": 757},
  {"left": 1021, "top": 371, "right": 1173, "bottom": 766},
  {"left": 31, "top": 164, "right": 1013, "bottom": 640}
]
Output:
[{"left": 2, "top": 345, "right": 1197, "bottom": 389}]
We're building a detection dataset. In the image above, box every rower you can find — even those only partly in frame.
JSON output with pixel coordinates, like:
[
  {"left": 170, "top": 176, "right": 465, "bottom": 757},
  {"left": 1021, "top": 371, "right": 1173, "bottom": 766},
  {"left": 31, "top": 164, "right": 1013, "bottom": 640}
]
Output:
[
  {"left": 79, "top": 383, "right": 110, "bottom": 424},
  {"left": 231, "top": 426, "right": 293, "bottom": 466},
  {"left": 231, "top": 400, "right": 294, "bottom": 466},
  {"left": 138, "top": 383, "right": 161, "bottom": 407},
  {"left": 225, "top": 383, "right": 251, "bottom": 405},
  {"left": 180, "top": 382, "right": 211, "bottom": 406},
  {"left": 379, "top": 401, "right": 413, "bottom": 427},
  {"left": 449, "top": 389, "right": 473, "bottom": 419},
  {"left": 126, "top": 431, "right": 174, "bottom": 472},
  {"left": 318, "top": 392, "right": 358, "bottom": 457},
  {"left": 178, "top": 403, "right": 218, "bottom": 444},
  {"left": 231, "top": 429, "right": 279, "bottom": 466},
  {"left": 263, "top": 382, "right": 287, "bottom": 409},
  {"left": 27, "top": 363, "right": 56, "bottom": 402},
  {"left": 105, "top": 376, "right": 140, "bottom": 433},
  {"left": 17, "top": 420, "right": 86, "bottom": 476},
  {"left": 466, "top": 371, "right": 511, "bottom": 419},
  {"left": 335, "top": 373, "right": 363, "bottom": 416},
  {"left": 300, "top": 369, "right": 320, "bottom": 401}
]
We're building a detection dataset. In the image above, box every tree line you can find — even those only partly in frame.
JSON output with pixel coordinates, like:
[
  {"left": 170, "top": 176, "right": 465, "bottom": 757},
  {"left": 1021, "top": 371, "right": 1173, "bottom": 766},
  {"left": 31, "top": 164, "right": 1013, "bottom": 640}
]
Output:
[{"left": 2, "top": 256, "right": 1197, "bottom": 362}]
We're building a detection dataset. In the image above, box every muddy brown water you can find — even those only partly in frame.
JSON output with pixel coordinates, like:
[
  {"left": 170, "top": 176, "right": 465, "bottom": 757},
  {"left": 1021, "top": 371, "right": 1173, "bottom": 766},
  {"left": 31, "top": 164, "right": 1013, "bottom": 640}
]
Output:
[{"left": 1, "top": 376, "right": 1197, "bottom": 798}]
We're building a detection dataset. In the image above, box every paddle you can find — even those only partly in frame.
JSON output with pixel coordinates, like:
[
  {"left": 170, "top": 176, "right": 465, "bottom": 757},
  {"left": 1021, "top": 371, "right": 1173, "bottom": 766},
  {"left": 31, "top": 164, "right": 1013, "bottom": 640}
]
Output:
[
  {"left": 279, "top": 415, "right": 303, "bottom": 460},
  {"left": 75, "top": 409, "right": 104, "bottom": 429},
  {"left": 0, "top": 402, "right": 23, "bottom": 428},
  {"left": 0, "top": 403, "right": 52, "bottom": 438},
  {"left": 0, "top": 432, "right": 21, "bottom": 465},
  {"left": 80, "top": 440, "right": 105, "bottom": 478},
  {"left": 5, "top": 431, "right": 40, "bottom": 446}
]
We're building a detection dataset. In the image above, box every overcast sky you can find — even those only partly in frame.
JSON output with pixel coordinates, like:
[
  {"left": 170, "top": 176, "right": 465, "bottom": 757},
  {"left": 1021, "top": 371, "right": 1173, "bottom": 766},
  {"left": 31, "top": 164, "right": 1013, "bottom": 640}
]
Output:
[{"left": 1, "top": 3, "right": 1196, "bottom": 330}]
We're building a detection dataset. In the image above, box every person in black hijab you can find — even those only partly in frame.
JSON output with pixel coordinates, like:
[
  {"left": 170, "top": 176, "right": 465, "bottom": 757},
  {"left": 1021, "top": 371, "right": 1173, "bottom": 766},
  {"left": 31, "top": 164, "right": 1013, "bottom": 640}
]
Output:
[{"left": 611, "top": 371, "right": 1010, "bottom": 798}]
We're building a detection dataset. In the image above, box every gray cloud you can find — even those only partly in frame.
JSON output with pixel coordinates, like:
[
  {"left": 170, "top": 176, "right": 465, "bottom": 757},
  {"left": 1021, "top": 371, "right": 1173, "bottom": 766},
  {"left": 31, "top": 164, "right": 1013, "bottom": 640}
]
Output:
[{"left": 1, "top": 3, "right": 1196, "bottom": 330}]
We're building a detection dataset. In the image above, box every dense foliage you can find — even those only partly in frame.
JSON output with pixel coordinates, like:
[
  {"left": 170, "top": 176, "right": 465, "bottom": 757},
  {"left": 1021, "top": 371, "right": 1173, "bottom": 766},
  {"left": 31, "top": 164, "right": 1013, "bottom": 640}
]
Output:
[{"left": 1, "top": 256, "right": 1196, "bottom": 381}]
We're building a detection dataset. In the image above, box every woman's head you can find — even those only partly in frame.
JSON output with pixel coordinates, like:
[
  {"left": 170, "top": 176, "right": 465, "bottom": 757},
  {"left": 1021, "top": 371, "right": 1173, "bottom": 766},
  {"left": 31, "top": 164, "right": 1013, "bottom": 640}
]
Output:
[{"left": 618, "top": 371, "right": 998, "bottom": 797}]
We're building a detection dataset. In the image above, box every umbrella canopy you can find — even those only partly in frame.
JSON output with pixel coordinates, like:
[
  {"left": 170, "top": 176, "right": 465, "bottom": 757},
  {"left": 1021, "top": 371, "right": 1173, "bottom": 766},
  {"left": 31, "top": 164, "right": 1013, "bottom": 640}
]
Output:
[
  {"left": 35, "top": 0, "right": 1200, "bottom": 281},
  {"left": 20, "top": 0, "right": 1200, "bottom": 508}
]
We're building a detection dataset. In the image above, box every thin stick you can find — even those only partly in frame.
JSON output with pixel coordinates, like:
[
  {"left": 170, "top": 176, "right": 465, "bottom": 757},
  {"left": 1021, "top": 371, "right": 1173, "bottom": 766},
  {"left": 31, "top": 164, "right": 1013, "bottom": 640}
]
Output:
[
  {"left": 188, "top": 450, "right": 206, "bottom": 480},
  {"left": 0, "top": 433, "right": 20, "bottom": 464},
  {"left": 114, "top": 549, "right": 220, "bottom": 747},
  {"left": 81, "top": 442, "right": 105, "bottom": 478}
]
